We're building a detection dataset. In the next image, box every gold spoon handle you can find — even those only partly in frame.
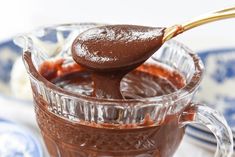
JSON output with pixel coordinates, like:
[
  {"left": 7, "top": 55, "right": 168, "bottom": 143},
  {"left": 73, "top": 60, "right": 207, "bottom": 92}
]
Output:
[{"left": 163, "top": 6, "right": 235, "bottom": 42}]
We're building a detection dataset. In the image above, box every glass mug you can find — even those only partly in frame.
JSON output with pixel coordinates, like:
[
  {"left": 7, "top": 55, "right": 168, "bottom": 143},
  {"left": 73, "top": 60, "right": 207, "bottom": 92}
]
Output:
[{"left": 16, "top": 23, "right": 233, "bottom": 157}]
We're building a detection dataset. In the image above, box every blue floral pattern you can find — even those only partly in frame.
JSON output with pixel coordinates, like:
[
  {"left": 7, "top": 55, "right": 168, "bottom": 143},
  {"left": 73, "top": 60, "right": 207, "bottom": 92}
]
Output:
[
  {"left": 0, "top": 119, "right": 42, "bottom": 157},
  {"left": 211, "top": 59, "right": 235, "bottom": 83},
  {"left": 198, "top": 48, "right": 235, "bottom": 131},
  {"left": 0, "top": 41, "right": 21, "bottom": 83}
]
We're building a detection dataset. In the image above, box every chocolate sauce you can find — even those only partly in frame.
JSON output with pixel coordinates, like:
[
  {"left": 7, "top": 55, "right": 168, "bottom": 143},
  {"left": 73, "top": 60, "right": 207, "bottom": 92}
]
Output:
[
  {"left": 39, "top": 62, "right": 185, "bottom": 99},
  {"left": 35, "top": 24, "right": 188, "bottom": 157},
  {"left": 37, "top": 62, "right": 186, "bottom": 157},
  {"left": 36, "top": 96, "right": 185, "bottom": 157},
  {"left": 72, "top": 25, "right": 165, "bottom": 99}
]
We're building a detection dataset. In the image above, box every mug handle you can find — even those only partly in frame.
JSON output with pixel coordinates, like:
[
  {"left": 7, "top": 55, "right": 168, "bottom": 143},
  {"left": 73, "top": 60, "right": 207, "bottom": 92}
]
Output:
[{"left": 179, "top": 102, "right": 234, "bottom": 157}]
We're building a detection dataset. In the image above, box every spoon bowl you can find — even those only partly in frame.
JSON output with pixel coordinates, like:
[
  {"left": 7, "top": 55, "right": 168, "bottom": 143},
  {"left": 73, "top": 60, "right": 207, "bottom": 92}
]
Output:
[{"left": 72, "top": 25, "right": 165, "bottom": 72}]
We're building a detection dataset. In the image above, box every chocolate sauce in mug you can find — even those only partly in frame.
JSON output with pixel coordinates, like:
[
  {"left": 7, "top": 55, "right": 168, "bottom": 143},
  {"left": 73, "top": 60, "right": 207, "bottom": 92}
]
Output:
[
  {"left": 37, "top": 24, "right": 187, "bottom": 157},
  {"left": 72, "top": 25, "right": 165, "bottom": 99},
  {"left": 38, "top": 61, "right": 186, "bottom": 157}
]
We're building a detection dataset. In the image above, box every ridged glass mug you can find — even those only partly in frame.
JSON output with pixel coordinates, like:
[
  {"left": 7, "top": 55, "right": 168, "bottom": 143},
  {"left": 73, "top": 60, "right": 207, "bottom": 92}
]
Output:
[{"left": 17, "top": 23, "right": 233, "bottom": 157}]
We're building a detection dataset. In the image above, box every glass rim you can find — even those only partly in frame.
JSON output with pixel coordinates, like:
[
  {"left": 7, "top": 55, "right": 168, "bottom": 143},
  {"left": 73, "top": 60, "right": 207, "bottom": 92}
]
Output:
[{"left": 21, "top": 23, "right": 204, "bottom": 105}]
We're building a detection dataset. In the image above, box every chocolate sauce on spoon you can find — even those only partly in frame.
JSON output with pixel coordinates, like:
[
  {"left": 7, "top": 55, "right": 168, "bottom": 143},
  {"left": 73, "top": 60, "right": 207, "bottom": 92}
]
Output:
[{"left": 72, "top": 25, "right": 165, "bottom": 99}]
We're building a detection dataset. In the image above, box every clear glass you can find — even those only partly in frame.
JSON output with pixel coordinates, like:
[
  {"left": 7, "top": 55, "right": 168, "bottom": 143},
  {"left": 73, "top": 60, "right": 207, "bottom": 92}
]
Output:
[{"left": 15, "top": 23, "right": 233, "bottom": 157}]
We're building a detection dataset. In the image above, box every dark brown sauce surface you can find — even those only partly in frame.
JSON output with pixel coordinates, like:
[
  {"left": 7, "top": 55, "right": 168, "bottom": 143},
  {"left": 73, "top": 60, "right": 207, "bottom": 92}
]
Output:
[
  {"left": 72, "top": 25, "right": 165, "bottom": 71},
  {"left": 72, "top": 25, "right": 165, "bottom": 99},
  {"left": 39, "top": 61, "right": 185, "bottom": 99}
]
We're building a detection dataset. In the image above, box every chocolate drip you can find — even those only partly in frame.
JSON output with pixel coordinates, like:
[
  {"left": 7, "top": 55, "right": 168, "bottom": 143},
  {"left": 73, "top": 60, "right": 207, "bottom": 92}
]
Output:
[{"left": 72, "top": 25, "right": 165, "bottom": 98}]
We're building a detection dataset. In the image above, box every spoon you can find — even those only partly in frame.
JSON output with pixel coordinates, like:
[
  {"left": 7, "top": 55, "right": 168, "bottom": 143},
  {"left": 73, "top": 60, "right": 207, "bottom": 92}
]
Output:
[
  {"left": 72, "top": 6, "right": 235, "bottom": 72},
  {"left": 72, "top": 6, "right": 235, "bottom": 99}
]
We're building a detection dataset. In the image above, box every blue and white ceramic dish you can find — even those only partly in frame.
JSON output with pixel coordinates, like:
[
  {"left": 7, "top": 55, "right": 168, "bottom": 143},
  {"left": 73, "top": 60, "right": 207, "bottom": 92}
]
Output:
[
  {"left": 0, "top": 40, "right": 21, "bottom": 93},
  {"left": 186, "top": 48, "right": 235, "bottom": 150},
  {"left": 0, "top": 118, "right": 42, "bottom": 157},
  {"left": 196, "top": 48, "right": 235, "bottom": 131}
]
